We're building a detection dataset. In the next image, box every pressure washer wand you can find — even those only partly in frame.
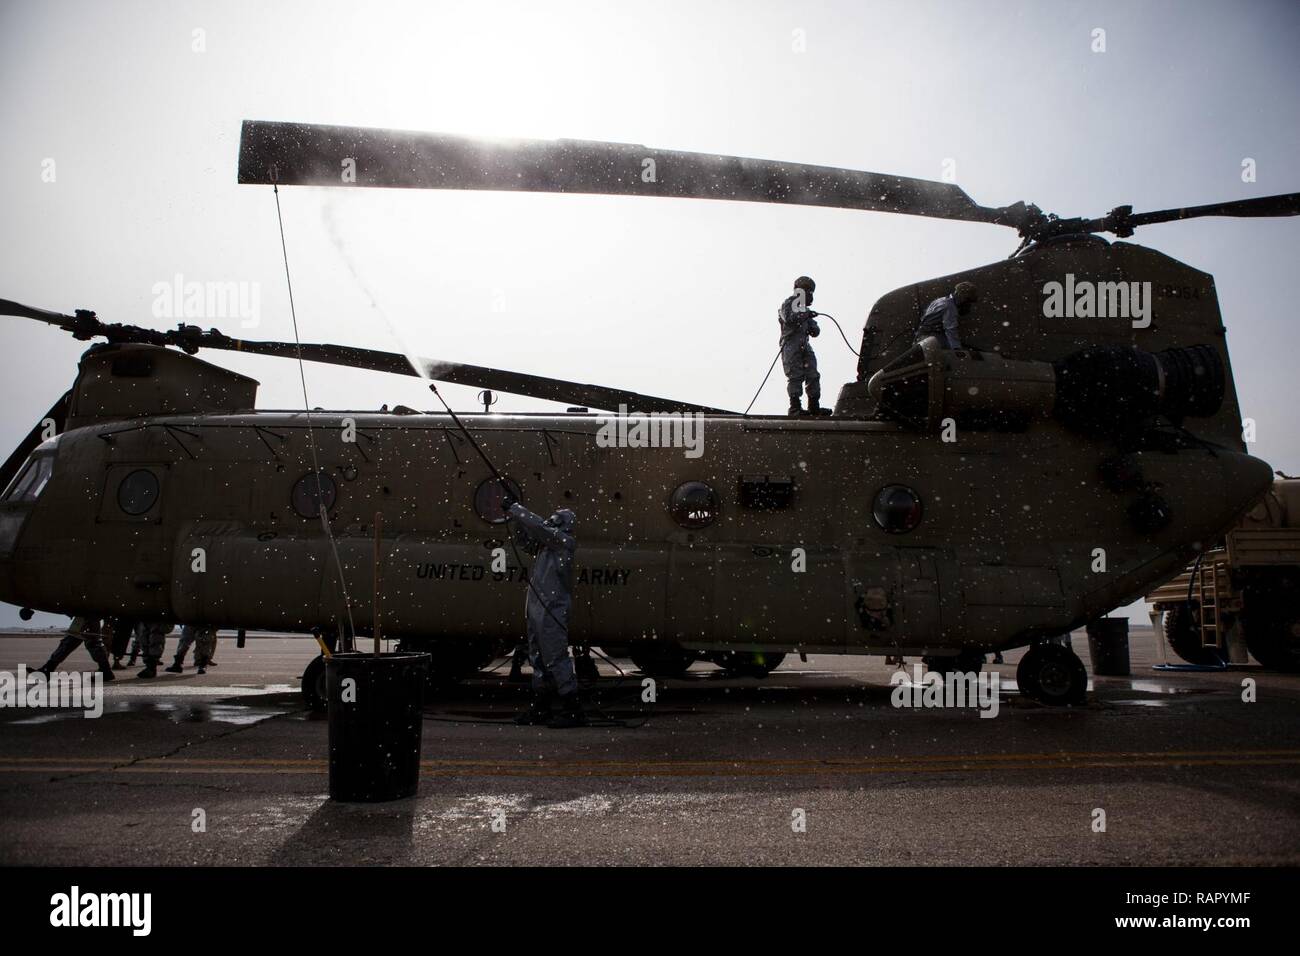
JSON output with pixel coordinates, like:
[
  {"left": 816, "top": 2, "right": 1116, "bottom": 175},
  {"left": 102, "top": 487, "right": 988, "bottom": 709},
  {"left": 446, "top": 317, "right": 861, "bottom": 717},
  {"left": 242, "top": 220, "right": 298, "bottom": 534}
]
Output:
[{"left": 428, "top": 382, "right": 510, "bottom": 492}]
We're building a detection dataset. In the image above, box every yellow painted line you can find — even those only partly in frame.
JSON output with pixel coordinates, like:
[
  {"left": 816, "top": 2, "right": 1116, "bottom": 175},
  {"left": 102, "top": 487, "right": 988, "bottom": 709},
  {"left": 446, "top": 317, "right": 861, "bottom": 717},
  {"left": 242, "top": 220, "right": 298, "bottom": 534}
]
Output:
[
  {"left": 1, "top": 751, "right": 1298, "bottom": 777},
  {"left": 1, "top": 758, "right": 1298, "bottom": 777},
  {"left": 5, "top": 748, "right": 1297, "bottom": 771}
]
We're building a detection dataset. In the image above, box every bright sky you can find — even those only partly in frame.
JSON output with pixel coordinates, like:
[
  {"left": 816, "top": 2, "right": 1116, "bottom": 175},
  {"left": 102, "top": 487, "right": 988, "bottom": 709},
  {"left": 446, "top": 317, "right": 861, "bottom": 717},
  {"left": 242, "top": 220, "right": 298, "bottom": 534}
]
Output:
[{"left": 2, "top": 0, "right": 1297, "bottom": 628}]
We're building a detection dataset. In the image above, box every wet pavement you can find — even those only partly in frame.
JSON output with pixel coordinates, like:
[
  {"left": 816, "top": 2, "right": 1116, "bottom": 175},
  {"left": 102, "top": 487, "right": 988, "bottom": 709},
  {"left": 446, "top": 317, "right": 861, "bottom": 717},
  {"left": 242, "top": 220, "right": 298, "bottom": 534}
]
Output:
[{"left": 1, "top": 628, "right": 1298, "bottom": 866}]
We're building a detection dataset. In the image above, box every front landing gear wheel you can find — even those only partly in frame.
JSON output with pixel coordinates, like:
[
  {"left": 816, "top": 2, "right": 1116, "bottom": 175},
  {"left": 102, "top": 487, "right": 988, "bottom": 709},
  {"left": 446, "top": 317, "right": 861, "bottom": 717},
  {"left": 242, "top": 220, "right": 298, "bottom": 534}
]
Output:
[
  {"left": 301, "top": 654, "right": 327, "bottom": 713},
  {"left": 1016, "top": 643, "right": 1087, "bottom": 706}
]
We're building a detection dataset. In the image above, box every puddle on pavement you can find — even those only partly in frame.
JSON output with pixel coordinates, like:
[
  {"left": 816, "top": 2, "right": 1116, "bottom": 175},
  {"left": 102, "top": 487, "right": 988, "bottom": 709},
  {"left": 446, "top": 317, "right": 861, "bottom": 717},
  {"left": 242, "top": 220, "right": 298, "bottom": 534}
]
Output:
[{"left": 104, "top": 696, "right": 300, "bottom": 725}]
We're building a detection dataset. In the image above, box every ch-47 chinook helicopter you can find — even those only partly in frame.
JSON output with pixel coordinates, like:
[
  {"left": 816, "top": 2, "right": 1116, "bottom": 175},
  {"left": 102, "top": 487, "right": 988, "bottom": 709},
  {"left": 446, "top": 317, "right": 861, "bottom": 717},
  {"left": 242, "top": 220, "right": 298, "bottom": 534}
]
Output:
[{"left": 2, "top": 119, "right": 1296, "bottom": 710}]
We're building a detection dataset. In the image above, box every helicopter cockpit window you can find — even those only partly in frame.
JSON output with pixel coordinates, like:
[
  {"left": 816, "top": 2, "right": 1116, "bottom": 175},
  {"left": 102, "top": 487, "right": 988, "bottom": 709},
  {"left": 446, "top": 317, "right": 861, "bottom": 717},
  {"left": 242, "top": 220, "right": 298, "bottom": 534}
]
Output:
[
  {"left": 3, "top": 454, "right": 54, "bottom": 503},
  {"left": 291, "top": 472, "right": 338, "bottom": 519},
  {"left": 474, "top": 476, "right": 523, "bottom": 524},
  {"left": 669, "top": 481, "right": 719, "bottom": 529},
  {"left": 872, "top": 484, "right": 923, "bottom": 534},
  {"left": 117, "top": 469, "right": 160, "bottom": 516}
]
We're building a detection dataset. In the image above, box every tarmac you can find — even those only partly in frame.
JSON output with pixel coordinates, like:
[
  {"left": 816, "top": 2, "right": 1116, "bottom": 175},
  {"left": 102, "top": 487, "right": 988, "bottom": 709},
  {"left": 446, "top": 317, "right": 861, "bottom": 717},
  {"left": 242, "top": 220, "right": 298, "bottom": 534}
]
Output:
[{"left": 1, "top": 627, "right": 1297, "bottom": 866}]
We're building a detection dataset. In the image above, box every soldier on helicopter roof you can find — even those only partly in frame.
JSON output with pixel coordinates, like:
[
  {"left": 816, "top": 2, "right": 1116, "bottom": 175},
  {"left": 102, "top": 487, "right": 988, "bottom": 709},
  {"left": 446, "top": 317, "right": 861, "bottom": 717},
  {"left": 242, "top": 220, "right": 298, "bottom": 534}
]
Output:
[
  {"left": 914, "top": 281, "right": 980, "bottom": 350},
  {"left": 778, "top": 275, "right": 828, "bottom": 417}
]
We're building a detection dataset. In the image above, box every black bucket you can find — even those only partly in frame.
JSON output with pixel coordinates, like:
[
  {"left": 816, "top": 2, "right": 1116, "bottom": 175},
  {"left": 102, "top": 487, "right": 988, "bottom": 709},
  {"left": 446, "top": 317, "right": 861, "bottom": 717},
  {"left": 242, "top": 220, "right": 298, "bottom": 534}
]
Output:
[
  {"left": 1086, "top": 618, "right": 1131, "bottom": 677},
  {"left": 326, "top": 652, "right": 430, "bottom": 802}
]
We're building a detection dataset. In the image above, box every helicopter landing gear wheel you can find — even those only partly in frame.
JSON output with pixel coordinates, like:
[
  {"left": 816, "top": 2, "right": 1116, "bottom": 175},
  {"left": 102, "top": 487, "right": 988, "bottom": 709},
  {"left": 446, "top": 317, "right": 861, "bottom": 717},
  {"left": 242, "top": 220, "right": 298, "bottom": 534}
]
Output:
[
  {"left": 301, "top": 654, "right": 327, "bottom": 713},
  {"left": 714, "top": 650, "right": 786, "bottom": 678},
  {"left": 1016, "top": 643, "right": 1087, "bottom": 705},
  {"left": 629, "top": 643, "right": 698, "bottom": 679}
]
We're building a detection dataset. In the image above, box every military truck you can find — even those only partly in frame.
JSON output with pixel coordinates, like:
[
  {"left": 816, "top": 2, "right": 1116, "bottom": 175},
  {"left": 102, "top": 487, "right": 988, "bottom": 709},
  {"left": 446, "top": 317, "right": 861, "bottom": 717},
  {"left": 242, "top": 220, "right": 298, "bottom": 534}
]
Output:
[{"left": 1147, "top": 475, "right": 1300, "bottom": 670}]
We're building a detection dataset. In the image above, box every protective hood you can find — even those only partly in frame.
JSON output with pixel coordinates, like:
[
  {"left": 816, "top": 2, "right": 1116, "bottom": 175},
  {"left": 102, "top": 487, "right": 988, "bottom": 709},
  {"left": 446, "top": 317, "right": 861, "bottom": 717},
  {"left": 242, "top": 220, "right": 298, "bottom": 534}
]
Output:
[{"left": 548, "top": 508, "right": 577, "bottom": 533}]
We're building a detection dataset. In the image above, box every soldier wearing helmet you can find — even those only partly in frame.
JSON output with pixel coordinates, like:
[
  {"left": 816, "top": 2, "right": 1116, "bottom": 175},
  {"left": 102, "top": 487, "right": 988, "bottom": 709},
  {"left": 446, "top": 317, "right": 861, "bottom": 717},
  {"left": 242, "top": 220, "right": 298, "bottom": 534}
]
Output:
[
  {"left": 778, "top": 276, "right": 826, "bottom": 416},
  {"left": 499, "top": 495, "right": 586, "bottom": 728},
  {"left": 915, "top": 281, "right": 980, "bottom": 350}
]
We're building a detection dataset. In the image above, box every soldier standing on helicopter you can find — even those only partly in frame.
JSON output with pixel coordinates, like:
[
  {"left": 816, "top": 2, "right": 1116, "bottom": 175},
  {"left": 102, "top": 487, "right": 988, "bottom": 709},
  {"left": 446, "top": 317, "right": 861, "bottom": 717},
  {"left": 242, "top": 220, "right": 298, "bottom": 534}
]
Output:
[{"left": 778, "top": 276, "right": 826, "bottom": 416}]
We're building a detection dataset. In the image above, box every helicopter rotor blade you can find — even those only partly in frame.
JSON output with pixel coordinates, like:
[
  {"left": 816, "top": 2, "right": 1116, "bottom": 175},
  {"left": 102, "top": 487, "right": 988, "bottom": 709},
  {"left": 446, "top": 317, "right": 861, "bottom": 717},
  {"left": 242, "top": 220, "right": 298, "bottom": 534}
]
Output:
[
  {"left": 1122, "top": 192, "right": 1300, "bottom": 229},
  {"left": 2, "top": 298, "right": 729, "bottom": 414},
  {"left": 238, "top": 119, "right": 1016, "bottom": 227},
  {"left": 0, "top": 298, "right": 80, "bottom": 327},
  {"left": 216, "top": 337, "right": 729, "bottom": 413}
]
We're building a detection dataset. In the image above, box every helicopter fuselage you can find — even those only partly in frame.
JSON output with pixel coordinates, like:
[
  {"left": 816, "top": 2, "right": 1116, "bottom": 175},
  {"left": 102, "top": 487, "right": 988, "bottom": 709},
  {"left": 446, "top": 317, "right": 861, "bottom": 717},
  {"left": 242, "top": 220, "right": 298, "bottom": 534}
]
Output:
[
  {"left": 0, "top": 237, "right": 1277, "bottom": 664},
  {"left": 0, "top": 399, "right": 1271, "bottom": 660}
]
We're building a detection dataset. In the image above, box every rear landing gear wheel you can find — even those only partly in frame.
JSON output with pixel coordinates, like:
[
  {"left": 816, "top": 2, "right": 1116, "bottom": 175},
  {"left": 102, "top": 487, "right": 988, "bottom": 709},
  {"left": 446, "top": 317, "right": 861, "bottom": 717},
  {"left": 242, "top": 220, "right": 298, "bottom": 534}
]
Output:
[
  {"left": 1016, "top": 643, "right": 1087, "bottom": 706},
  {"left": 301, "top": 654, "right": 327, "bottom": 713}
]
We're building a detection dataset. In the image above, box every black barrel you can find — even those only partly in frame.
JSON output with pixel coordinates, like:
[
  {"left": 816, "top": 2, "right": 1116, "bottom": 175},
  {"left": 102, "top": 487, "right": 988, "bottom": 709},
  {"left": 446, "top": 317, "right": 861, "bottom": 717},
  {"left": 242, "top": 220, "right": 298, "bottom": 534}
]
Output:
[
  {"left": 326, "top": 651, "right": 430, "bottom": 802},
  {"left": 1086, "top": 618, "right": 1131, "bottom": 677}
]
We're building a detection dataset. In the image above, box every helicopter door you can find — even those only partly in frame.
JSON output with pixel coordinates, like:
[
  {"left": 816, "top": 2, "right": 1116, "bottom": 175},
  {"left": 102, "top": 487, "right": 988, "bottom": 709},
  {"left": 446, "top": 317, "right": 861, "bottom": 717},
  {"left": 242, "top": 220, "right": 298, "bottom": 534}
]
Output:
[{"left": 93, "top": 463, "right": 172, "bottom": 598}]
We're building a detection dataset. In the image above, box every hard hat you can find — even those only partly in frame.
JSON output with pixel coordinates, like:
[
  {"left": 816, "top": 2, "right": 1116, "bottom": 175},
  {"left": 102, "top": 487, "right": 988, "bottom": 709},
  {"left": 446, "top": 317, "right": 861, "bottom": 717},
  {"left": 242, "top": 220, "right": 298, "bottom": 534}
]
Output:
[
  {"left": 793, "top": 276, "right": 816, "bottom": 293},
  {"left": 953, "top": 281, "right": 979, "bottom": 305}
]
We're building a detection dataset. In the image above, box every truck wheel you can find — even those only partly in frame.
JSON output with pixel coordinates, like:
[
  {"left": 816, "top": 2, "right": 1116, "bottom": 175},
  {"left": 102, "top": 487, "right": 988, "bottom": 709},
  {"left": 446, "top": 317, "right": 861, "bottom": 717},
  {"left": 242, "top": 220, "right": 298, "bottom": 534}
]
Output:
[
  {"left": 1243, "top": 599, "right": 1300, "bottom": 671},
  {"left": 301, "top": 654, "right": 327, "bottom": 713},
  {"left": 1164, "top": 602, "right": 1227, "bottom": 666},
  {"left": 629, "top": 643, "right": 698, "bottom": 678},
  {"left": 1016, "top": 643, "right": 1086, "bottom": 705}
]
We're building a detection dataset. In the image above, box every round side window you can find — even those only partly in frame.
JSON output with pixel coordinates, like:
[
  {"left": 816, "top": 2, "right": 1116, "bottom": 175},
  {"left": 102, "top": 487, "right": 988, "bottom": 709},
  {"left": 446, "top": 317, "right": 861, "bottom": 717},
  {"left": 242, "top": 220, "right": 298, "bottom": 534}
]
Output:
[
  {"left": 117, "top": 469, "right": 160, "bottom": 516},
  {"left": 872, "top": 484, "right": 923, "bottom": 534},
  {"left": 669, "top": 481, "right": 719, "bottom": 529},
  {"left": 474, "top": 476, "right": 523, "bottom": 524},
  {"left": 292, "top": 472, "right": 338, "bottom": 519}
]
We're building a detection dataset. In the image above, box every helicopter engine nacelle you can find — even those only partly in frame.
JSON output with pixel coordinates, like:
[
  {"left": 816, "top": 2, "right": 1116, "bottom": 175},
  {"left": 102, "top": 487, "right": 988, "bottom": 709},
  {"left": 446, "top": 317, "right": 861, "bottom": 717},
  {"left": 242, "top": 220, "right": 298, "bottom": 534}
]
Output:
[
  {"left": 866, "top": 337, "right": 1055, "bottom": 433},
  {"left": 868, "top": 336, "right": 1225, "bottom": 438}
]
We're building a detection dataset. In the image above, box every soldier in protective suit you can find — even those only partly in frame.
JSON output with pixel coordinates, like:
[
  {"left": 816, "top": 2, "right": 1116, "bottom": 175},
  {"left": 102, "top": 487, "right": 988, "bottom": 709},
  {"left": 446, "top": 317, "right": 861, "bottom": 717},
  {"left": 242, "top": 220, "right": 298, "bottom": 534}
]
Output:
[
  {"left": 500, "top": 495, "right": 587, "bottom": 728},
  {"left": 34, "top": 616, "right": 115, "bottom": 681},
  {"left": 914, "top": 281, "right": 980, "bottom": 350},
  {"left": 778, "top": 276, "right": 825, "bottom": 416}
]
